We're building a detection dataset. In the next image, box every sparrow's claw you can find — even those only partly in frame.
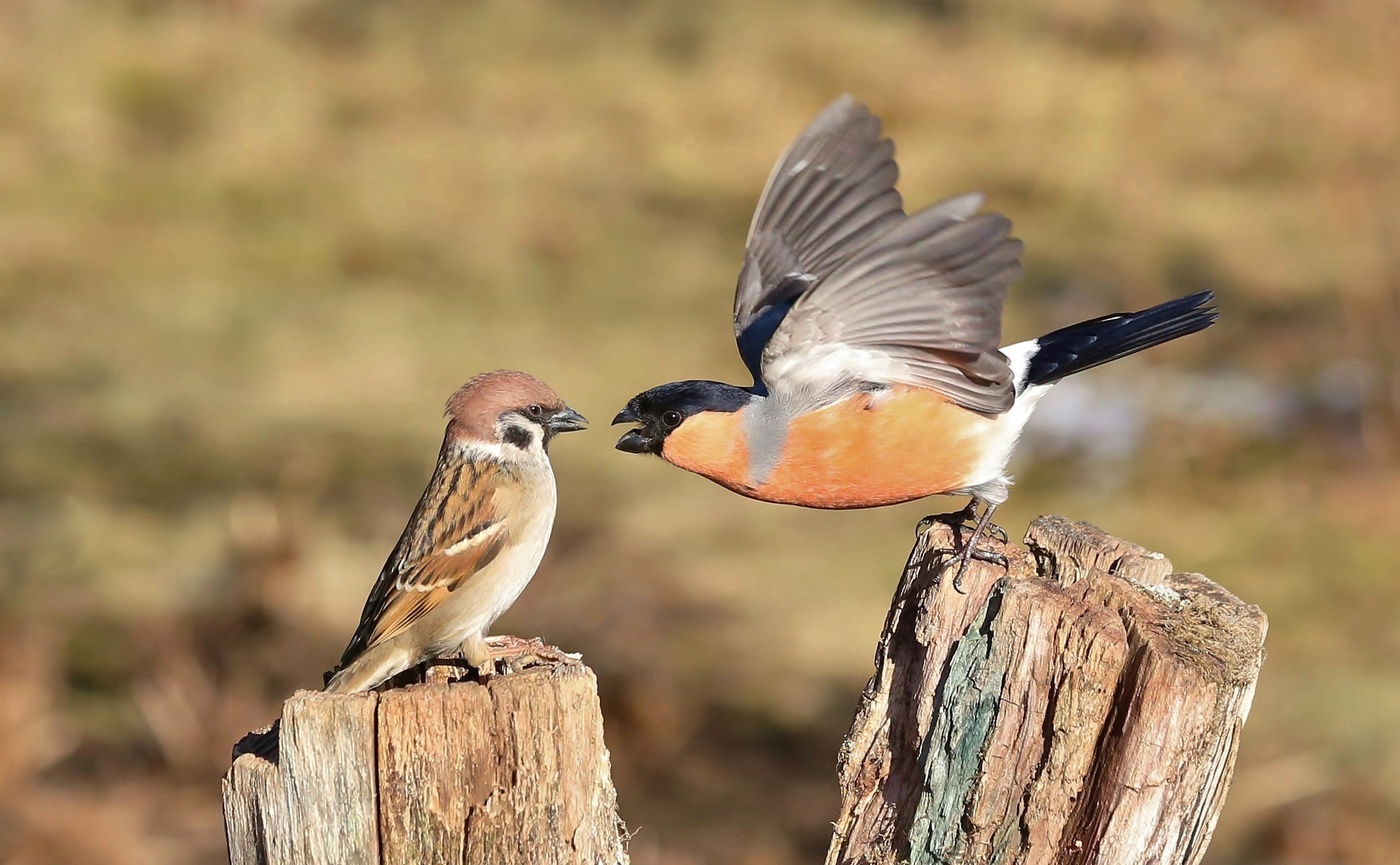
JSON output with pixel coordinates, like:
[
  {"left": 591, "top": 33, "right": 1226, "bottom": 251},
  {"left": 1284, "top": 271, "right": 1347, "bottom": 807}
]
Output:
[
  {"left": 483, "top": 635, "right": 575, "bottom": 677},
  {"left": 985, "top": 522, "right": 1009, "bottom": 544},
  {"left": 454, "top": 633, "right": 497, "bottom": 680}
]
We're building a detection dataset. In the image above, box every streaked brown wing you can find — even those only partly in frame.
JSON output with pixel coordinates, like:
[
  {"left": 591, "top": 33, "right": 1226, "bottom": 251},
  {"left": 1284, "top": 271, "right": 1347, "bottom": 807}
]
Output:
[
  {"left": 361, "top": 524, "right": 507, "bottom": 649},
  {"left": 336, "top": 455, "right": 519, "bottom": 668}
]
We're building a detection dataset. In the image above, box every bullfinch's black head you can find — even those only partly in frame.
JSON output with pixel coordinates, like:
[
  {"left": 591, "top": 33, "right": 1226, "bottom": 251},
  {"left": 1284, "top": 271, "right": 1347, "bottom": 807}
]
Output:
[{"left": 612, "top": 380, "right": 755, "bottom": 455}]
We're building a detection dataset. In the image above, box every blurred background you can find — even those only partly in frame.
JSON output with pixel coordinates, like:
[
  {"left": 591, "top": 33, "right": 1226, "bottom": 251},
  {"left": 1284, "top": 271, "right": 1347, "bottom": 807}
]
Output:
[{"left": 1, "top": 0, "right": 1398, "bottom": 862}]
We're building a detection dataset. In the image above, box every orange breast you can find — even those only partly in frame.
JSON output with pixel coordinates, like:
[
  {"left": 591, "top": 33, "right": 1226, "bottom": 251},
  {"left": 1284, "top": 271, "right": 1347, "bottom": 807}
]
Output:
[{"left": 661, "top": 387, "right": 991, "bottom": 509}]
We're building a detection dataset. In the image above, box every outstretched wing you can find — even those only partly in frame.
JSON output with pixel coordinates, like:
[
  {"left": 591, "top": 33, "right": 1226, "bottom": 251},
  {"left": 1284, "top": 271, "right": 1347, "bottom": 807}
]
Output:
[
  {"left": 733, "top": 96, "right": 906, "bottom": 386},
  {"left": 761, "top": 196, "right": 1023, "bottom": 414},
  {"left": 732, "top": 96, "right": 1023, "bottom": 414},
  {"left": 336, "top": 456, "right": 520, "bottom": 668}
]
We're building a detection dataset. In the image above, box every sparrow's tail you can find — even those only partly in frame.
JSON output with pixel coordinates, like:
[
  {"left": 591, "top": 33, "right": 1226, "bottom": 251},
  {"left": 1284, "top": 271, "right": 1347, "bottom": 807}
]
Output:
[
  {"left": 1022, "top": 290, "right": 1217, "bottom": 388},
  {"left": 323, "top": 643, "right": 412, "bottom": 694}
]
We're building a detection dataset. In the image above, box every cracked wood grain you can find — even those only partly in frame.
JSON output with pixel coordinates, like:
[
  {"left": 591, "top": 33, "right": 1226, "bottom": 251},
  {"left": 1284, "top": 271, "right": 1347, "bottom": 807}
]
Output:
[
  {"left": 223, "top": 642, "right": 629, "bottom": 865},
  {"left": 826, "top": 514, "right": 1266, "bottom": 865}
]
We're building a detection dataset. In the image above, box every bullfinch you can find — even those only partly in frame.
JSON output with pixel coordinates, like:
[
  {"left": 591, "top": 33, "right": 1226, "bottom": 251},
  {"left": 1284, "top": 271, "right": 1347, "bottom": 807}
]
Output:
[{"left": 612, "top": 96, "right": 1216, "bottom": 586}]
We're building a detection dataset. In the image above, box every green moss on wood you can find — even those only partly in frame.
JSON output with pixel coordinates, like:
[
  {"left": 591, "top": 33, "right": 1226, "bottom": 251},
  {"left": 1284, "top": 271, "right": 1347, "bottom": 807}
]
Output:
[{"left": 907, "top": 586, "right": 1012, "bottom": 865}]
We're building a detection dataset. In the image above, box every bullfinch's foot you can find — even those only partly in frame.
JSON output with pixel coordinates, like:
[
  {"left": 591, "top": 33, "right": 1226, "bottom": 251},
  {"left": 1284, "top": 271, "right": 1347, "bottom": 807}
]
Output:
[
  {"left": 971, "top": 546, "right": 1008, "bottom": 567},
  {"left": 952, "top": 519, "right": 1007, "bottom": 546},
  {"left": 950, "top": 499, "right": 1004, "bottom": 593},
  {"left": 949, "top": 499, "right": 980, "bottom": 525},
  {"left": 950, "top": 545, "right": 1008, "bottom": 593},
  {"left": 924, "top": 502, "right": 1005, "bottom": 539},
  {"left": 917, "top": 503, "right": 979, "bottom": 537},
  {"left": 951, "top": 559, "right": 969, "bottom": 593}
]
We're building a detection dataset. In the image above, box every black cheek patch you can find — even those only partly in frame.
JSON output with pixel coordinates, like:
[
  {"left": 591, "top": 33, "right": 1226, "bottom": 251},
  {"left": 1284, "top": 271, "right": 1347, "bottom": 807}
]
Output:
[{"left": 502, "top": 424, "right": 534, "bottom": 450}]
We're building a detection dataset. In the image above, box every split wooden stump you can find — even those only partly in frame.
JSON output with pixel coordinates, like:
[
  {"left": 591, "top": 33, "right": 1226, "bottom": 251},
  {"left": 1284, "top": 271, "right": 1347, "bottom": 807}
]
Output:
[
  {"left": 223, "top": 515, "right": 1266, "bottom": 865},
  {"left": 222, "top": 641, "right": 629, "bottom": 865},
  {"left": 828, "top": 514, "right": 1268, "bottom": 865}
]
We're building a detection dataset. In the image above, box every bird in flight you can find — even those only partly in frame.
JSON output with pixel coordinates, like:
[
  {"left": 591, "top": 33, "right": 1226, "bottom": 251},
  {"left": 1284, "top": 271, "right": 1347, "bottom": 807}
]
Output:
[
  {"left": 612, "top": 96, "right": 1215, "bottom": 588},
  {"left": 325, "top": 371, "right": 587, "bottom": 693}
]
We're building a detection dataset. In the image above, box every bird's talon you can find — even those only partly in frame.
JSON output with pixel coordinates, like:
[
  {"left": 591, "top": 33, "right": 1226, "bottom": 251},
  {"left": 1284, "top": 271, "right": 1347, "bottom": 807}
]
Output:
[
  {"left": 986, "top": 523, "right": 1009, "bottom": 544},
  {"left": 918, "top": 502, "right": 981, "bottom": 538},
  {"left": 971, "top": 548, "right": 1008, "bottom": 568}
]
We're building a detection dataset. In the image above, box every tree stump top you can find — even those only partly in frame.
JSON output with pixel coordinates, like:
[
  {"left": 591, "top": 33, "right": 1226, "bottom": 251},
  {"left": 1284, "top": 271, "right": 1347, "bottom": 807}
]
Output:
[
  {"left": 829, "top": 513, "right": 1267, "bottom": 865},
  {"left": 223, "top": 639, "right": 630, "bottom": 865},
  {"left": 1025, "top": 515, "right": 1267, "bottom": 687}
]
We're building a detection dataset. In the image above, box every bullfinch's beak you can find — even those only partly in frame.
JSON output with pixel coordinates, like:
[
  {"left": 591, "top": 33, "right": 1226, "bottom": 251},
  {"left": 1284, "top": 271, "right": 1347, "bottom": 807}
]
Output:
[
  {"left": 547, "top": 406, "right": 589, "bottom": 434},
  {"left": 615, "top": 429, "right": 652, "bottom": 454},
  {"left": 612, "top": 406, "right": 654, "bottom": 453}
]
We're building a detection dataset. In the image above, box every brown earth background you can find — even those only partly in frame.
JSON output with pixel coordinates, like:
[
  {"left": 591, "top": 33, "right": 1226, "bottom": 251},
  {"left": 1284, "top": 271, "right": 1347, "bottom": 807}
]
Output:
[{"left": 1, "top": 1, "right": 1399, "bottom": 862}]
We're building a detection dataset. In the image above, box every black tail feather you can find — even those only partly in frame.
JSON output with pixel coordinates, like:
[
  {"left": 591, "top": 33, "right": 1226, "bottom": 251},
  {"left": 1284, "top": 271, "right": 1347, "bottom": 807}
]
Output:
[{"left": 1024, "top": 290, "right": 1217, "bottom": 387}]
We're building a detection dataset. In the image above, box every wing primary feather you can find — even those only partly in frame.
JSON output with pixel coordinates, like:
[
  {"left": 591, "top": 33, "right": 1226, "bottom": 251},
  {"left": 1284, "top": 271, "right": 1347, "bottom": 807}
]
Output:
[
  {"left": 731, "top": 100, "right": 1028, "bottom": 414},
  {"left": 733, "top": 96, "right": 905, "bottom": 349},
  {"left": 761, "top": 193, "right": 1023, "bottom": 414}
]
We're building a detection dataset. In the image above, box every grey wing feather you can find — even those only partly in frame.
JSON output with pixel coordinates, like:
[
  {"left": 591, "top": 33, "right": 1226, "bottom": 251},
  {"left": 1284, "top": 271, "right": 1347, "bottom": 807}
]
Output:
[
  {"left": 765, "top": 201, "right": 1023, "bottom": 414},
  {"left": 734, "top": 95, "right": 906, "bottom": 338}
]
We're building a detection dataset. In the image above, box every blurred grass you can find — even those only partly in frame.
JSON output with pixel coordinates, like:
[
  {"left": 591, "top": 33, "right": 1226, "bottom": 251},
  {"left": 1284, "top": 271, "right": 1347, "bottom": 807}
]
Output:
[{"left": 1, "top": 0, "right": 1399, "bottom": 863}]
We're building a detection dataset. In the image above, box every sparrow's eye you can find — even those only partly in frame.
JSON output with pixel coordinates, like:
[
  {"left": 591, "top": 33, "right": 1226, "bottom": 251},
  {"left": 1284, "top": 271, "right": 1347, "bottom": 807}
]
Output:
[
  {"left": 660, "top": 410, "right": 683, "bottom": 428},
  {"left": 526, "top": 404, "right": 544, "bottom": 418}
]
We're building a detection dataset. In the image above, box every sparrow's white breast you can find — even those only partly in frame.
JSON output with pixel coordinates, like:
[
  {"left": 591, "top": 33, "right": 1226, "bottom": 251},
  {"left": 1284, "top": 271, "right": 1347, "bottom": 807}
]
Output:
[{"left": 425, "top": 456, "right": 558, "bottom": 648}]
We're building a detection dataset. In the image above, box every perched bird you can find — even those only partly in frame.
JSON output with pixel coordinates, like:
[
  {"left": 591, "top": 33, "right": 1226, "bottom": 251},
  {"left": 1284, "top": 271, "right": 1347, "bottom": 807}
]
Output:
[
  {"left": 324, "top": 371, "right": 587, "bottom": 693},
  {"left": 612, "top": 96, "right": 1216, "bottom": 584}
]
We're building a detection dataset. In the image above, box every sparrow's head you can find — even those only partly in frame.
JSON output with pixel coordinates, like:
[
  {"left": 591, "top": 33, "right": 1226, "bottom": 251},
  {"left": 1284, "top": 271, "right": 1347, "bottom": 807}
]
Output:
[
  {"left": 446, "top": 370, "right": 588, "bottom": 452},
  {"left": 612, "top": 380, "right": 755, "bottom": 456}
]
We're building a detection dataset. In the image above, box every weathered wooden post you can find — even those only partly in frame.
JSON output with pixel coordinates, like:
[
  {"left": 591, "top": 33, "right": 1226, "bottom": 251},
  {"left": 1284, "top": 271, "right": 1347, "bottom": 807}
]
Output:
[
  {"left": 222, "top": 640, "right": 630, "bottom": 865},
  {"left": 828, "top": 514, "right": 1267, "bottom": 865},
  {"left": 222, "top": 516, "right": 1265, "bottom": 865}
]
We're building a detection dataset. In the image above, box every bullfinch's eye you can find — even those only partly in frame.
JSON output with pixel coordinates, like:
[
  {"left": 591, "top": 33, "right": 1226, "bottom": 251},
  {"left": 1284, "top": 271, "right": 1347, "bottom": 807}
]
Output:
[
  {"left": 526, "top": 404, "right": 544, "bottom": 418},
  {"left": 661, "top": 410, "right": 683, "bottom": 428}
]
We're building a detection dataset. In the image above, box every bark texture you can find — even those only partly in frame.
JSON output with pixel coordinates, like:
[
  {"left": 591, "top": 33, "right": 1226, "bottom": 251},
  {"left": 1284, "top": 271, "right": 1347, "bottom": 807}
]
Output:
[
  {"left": 222, "top": 640, "right": 629, "bottom": 865},
  {"left": 826, "top": 514, "right": 1267, "bottom": 865}
]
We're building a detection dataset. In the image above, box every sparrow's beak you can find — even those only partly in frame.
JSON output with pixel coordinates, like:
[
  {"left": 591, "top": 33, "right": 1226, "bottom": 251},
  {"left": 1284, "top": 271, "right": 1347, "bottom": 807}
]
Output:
[
  {"left": 611, "top": 406, "right": 640, "bottom": 426},
  {"left": 547, "top": 406, "right": 589, "bottom": 434}
]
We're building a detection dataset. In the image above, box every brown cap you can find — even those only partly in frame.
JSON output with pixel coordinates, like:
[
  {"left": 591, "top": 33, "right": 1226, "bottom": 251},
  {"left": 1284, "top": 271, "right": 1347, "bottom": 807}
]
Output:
[{"left": 445, "top": 370, "right": 566, "bottom": 442}]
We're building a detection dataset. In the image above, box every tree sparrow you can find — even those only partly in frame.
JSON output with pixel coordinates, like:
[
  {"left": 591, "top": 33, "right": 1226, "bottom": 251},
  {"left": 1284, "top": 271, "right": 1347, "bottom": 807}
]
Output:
[{"left": 325, "top": 370, "right": 587, "bottom": 693}]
